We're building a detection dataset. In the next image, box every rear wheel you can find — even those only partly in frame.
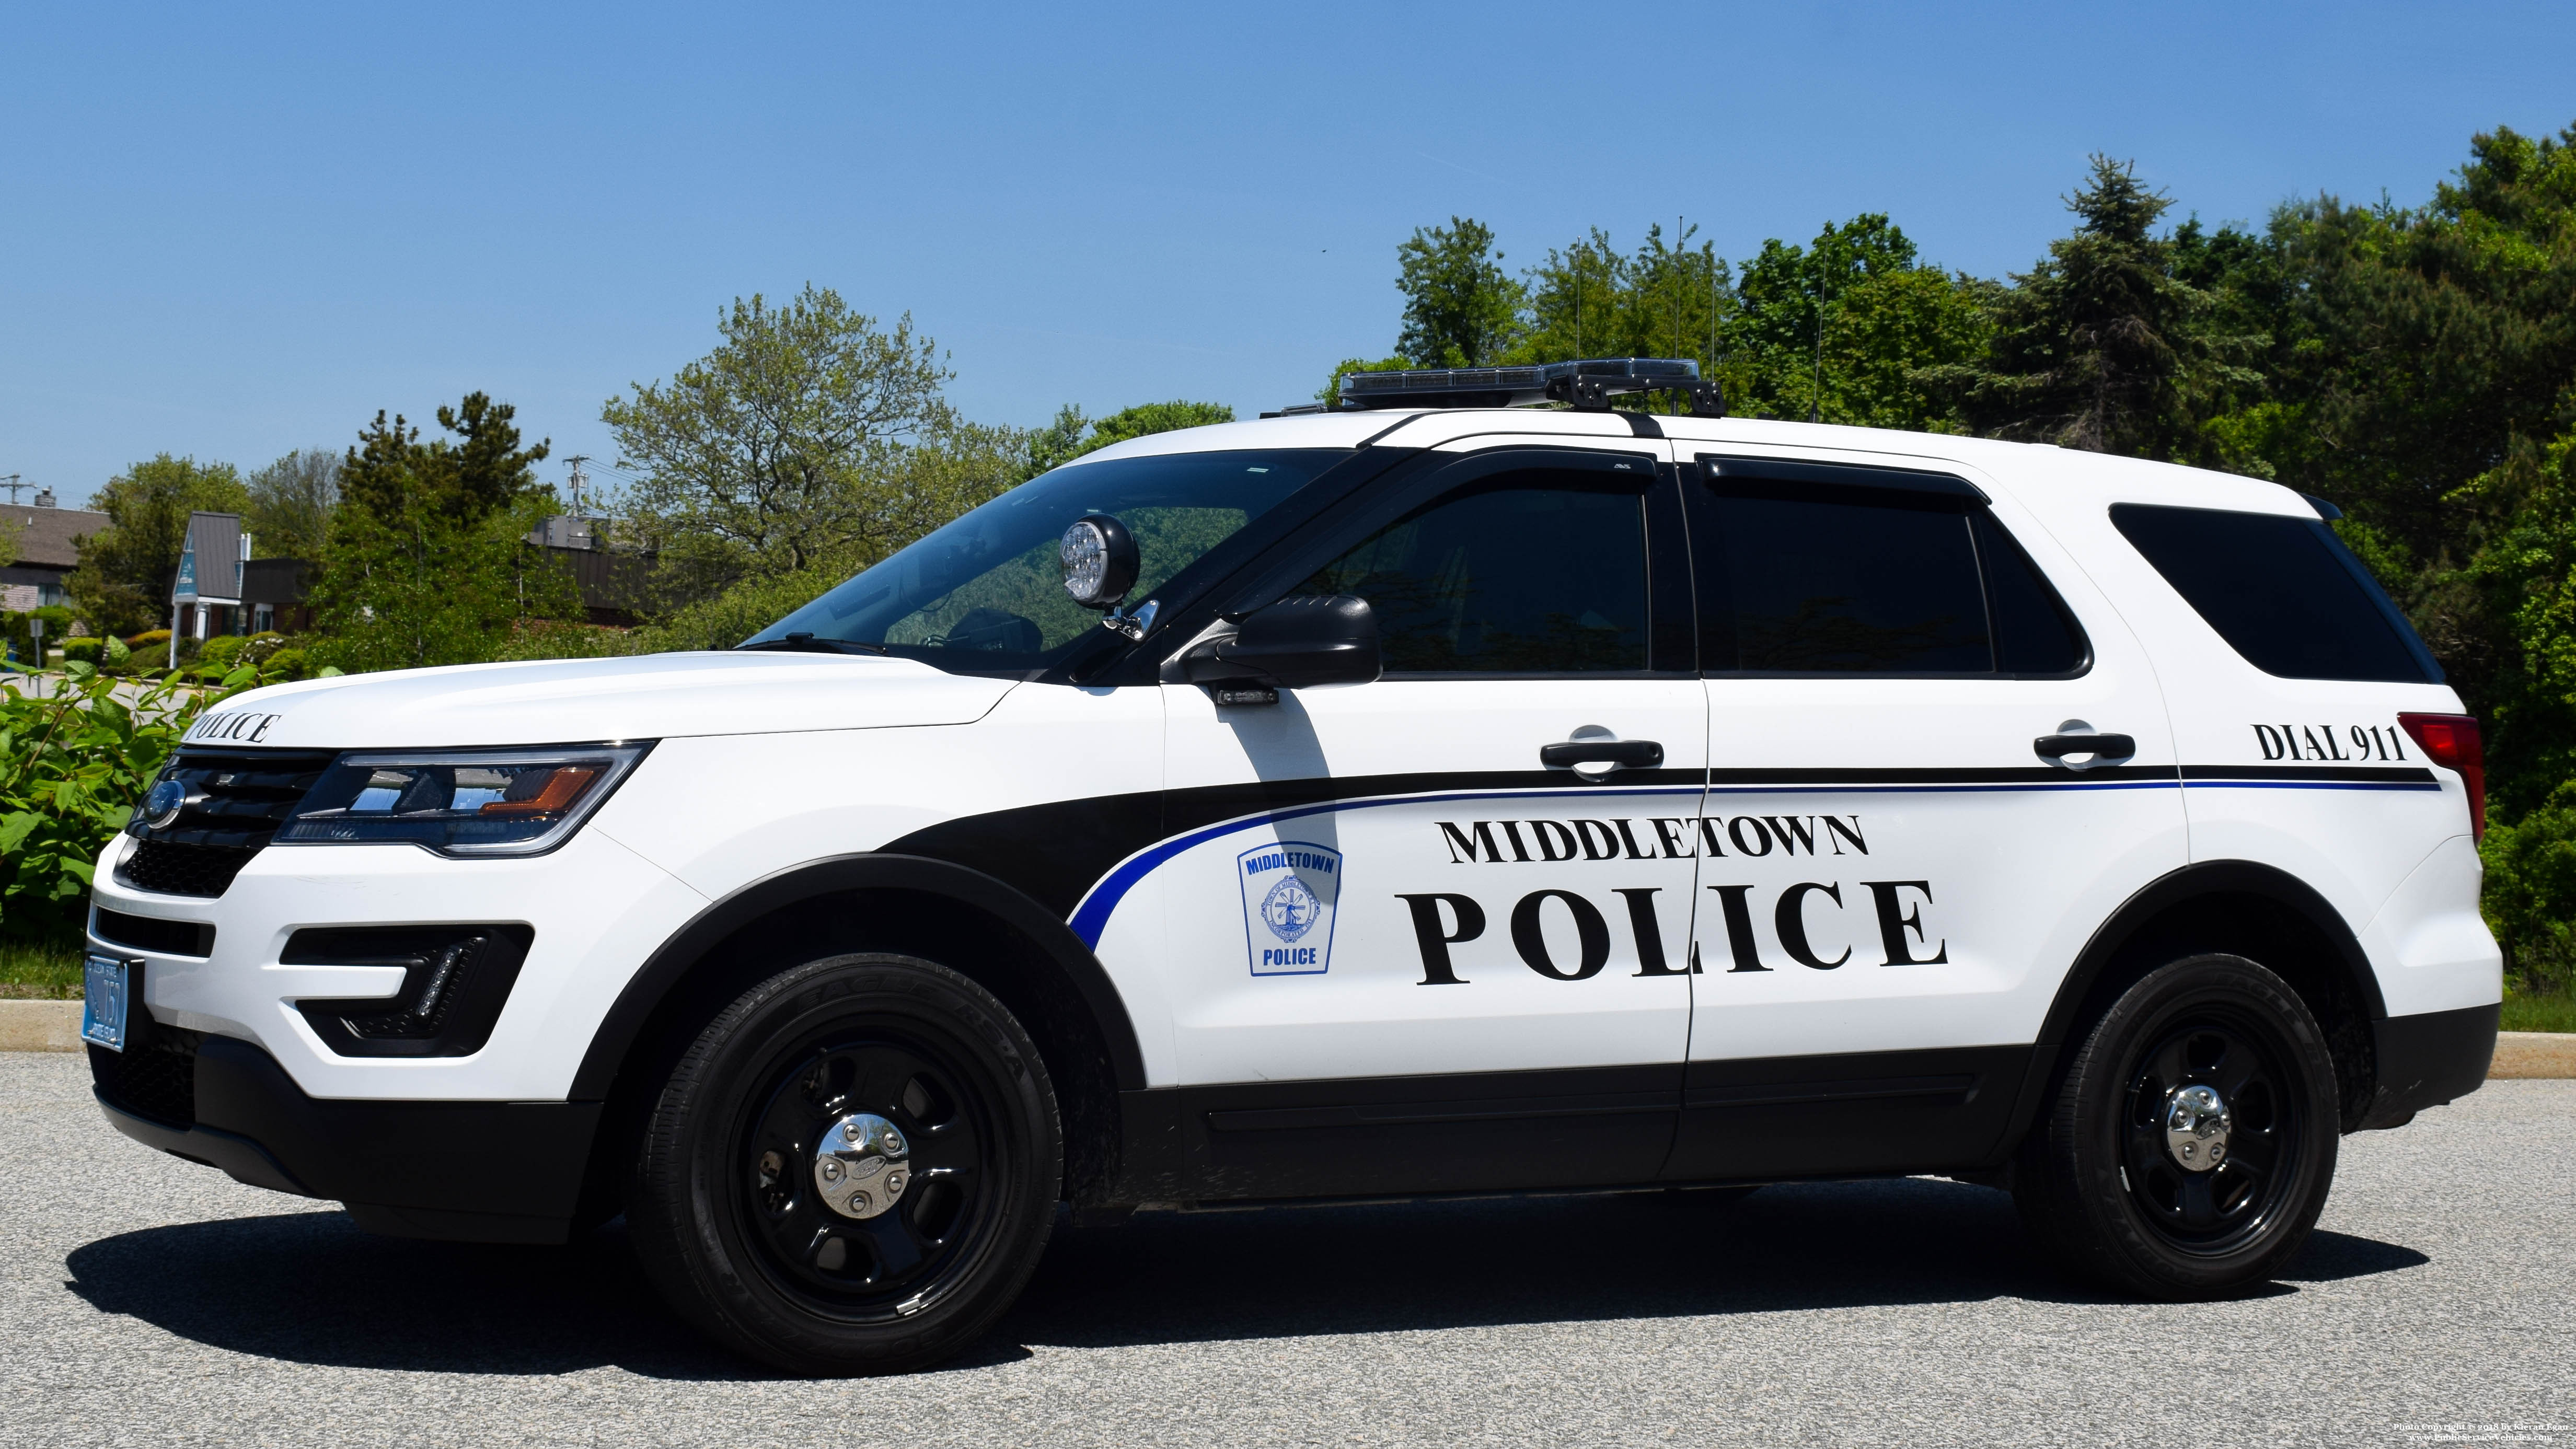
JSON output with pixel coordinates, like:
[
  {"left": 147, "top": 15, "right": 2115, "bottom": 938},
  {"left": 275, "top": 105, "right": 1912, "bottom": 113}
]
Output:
[
  {"left": 2014, "top": 954, "right": 2338, "bottom": 1298},
  {"left": 629, "top": 953, "right": 1060, "bottom": 1374}
]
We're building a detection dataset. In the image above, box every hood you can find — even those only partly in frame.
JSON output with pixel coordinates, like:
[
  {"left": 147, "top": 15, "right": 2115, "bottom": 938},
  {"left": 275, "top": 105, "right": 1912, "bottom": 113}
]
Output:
[{"left": 182, "top": 652, "right": 1020, "bottom": 751}]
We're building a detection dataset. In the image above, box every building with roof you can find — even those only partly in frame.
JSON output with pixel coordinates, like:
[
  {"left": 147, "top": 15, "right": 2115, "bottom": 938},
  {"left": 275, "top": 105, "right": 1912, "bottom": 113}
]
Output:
[{"left": 1, "top": 490, "right": 109, "bottom": 615}]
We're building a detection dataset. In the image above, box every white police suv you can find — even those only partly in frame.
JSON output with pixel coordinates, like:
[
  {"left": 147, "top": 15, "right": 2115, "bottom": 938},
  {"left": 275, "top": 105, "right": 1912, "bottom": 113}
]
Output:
[{"left": 84, "top": 358, "right": 2499, "bottom": 1374}]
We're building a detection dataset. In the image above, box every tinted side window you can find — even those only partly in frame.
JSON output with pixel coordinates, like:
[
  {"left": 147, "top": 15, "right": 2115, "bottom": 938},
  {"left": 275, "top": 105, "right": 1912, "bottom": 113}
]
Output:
[
  {"left": 1975, "top": 513, "right": 2089, "bottom": 675},
  {"left": 1301, "top": 472, "right": 1648, "bottom": 674},
  {"left": 1706, "top": 488, "right": 1991, "bottom": 673},
  {"left": 2110, "top": 503, "right": 2439, "bottom": 683}
]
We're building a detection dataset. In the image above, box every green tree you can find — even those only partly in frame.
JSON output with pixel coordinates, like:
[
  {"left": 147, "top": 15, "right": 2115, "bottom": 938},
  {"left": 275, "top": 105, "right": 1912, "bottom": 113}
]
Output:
[
  {"left": 64, "top": 455, "right": 251, "bottom": 639},
  {"left": 1394, "top": 217, "right": 1524, "bottom": 367},
  {"left": 308, "top": 395, "right": 580, "bottom": 673},
  {"left": 1513, "top": 224, "right": 1729, "bottom": 372},
  {"left": 1020, "top": 400, "right": 1237, "bottom": 472},
  {"left": 1730, "top": 214, "right": 1986, "bottom": 428},
  {"left": 1085, "top": 400, "right": 1234, "bottom": 450},
  {"left": 244, "top": 448, "right": 340, "bottom": 561},
  {"left": 1927, "top": 157, "right": 2258, "bottom": 456},
  {"left": 1316, "top": 355, "right": 1414, "bottom": 405},
  {"left": 1024, "top": 404, "right": 1094, "bottom": 479},
  {"left": 604, "top": 285, "right": 968, "bottom": 609},
  {"left": 2202, "top": 124, "right": 2576, "bottom": 817}
]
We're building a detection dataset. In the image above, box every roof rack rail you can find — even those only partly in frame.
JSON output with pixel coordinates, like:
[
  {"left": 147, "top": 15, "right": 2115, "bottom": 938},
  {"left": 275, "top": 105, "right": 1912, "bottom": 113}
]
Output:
[{"left": 1334, "top": 357, "right": 1725, "bottom": 415}]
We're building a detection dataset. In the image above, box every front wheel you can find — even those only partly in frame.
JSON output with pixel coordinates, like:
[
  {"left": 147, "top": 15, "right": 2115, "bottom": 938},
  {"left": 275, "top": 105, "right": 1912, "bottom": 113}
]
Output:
[
  {"left": 2014, "top": 954, "right": 2340, "bottom": 1299},
  {"left": 629, "top": 953, "right": 1061, "bottom": 1374}
]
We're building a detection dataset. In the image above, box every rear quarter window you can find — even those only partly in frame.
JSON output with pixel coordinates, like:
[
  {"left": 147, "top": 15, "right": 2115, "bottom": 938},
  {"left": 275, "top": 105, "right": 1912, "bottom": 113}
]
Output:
[{"left": 2109, "top": 503, "right": 2442, "bottom": 683}]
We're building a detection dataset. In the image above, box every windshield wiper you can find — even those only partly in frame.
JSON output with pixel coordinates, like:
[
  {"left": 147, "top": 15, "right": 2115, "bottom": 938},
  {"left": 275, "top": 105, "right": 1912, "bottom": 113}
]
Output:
[{"left": 736, "top": 633, "right": 887, "bottom": 656}]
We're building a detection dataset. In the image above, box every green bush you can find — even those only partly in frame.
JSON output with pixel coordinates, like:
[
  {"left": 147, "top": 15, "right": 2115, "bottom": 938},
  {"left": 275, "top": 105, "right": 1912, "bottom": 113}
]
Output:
[
  {"left": 60, "top": 638, "right": 102, "bottom": 666},
  {"left": 261, "top": 647, "right": 307, "bottom": 680},
  {"left": 241, "top": 632, "right": 287, "bottom": 666},
  {"left": 199, "top": 634, "right": 248, "bottom": 668},
  {"left": 124, "top": 629, "right": 170, "bottom": 651},
  {"left": 491, "top": 620, "right": 653, "bottom": 662},
  {"left": 2480, "top": 784, "right": 2576, "bottom": 998},
  {"left": 0, "top": 664, "right": 230, "bottom": 945}
]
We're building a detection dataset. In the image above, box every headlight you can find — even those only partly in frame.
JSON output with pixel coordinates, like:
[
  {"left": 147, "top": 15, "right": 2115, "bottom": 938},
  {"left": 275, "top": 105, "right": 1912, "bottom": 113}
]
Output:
[{"left": 272, "top": 743, "right": 651, "bottom": 857}]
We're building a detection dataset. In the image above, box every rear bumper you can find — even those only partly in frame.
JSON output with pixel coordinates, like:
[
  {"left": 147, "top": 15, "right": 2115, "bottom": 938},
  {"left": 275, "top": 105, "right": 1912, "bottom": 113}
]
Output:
[
  {"left": 2357, "top": 1001, "right": 2499, "bottom": 1130},
  {"left": 94, "top": 1028, "right": 599, "bottom": 1244}
]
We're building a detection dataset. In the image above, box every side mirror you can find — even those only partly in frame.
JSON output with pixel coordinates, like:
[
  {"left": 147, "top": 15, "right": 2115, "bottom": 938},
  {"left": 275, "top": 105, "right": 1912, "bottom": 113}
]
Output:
[{"left": 1187, "top": 595, "right": 1381, "bottom": 690}]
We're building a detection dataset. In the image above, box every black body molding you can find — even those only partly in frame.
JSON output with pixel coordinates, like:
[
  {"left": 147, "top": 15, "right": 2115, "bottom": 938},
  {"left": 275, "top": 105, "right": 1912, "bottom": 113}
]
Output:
[{"left": 569, "top": 852, "right": 1149, "bottom": 1100}]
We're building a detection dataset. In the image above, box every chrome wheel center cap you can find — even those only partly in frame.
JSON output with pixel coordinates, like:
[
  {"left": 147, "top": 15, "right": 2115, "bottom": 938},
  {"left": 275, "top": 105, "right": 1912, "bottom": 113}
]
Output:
[
  {"left": 2164, "top": 1084, "right": 2233, "bottom": 1173},
  {"left": 813, "top": 1112, "right": 910, "bottom": 1220}
]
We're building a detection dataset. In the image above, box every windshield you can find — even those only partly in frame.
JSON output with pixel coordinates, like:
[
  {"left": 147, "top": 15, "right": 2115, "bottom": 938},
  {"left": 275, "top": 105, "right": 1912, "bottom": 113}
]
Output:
[{"left": 746, "top": 448, "right": 1345, "bottom": 669}]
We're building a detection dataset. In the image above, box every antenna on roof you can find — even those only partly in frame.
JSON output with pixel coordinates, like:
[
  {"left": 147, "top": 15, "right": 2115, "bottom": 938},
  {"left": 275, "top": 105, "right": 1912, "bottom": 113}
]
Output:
[{"left": 0, "top": 475, "right": 22, "bottom": 506}]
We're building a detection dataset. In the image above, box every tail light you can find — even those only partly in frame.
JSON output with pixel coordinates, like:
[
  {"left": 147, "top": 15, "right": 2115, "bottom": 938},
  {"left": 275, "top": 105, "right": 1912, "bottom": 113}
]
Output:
[{"left": 2397, "top": 713, "right": 2484, "bottom": 839}]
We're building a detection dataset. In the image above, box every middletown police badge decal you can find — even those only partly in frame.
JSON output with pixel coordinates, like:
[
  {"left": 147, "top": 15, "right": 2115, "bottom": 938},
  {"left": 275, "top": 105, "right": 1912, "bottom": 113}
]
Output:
[{"left": 1237, "top": 840, "right": 1342, "bottom": 976}]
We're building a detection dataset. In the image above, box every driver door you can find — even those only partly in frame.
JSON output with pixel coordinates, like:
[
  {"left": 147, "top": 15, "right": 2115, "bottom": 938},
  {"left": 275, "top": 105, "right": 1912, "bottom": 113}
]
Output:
[{"left": 1142, "top": 444, "right": 1707, "bottom": 1197}]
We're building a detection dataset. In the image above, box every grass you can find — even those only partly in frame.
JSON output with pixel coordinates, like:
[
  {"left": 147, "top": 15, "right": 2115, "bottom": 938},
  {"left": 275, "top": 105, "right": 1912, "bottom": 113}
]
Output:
[
  {"left": 0, "top": 941, "right": 83, "bottom": 1000},
  {"left": 2500, "top": 987, "right": 2576, "bottom": 1035}
]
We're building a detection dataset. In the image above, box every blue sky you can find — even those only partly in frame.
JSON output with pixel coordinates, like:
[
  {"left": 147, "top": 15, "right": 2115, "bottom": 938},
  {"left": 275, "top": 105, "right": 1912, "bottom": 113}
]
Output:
[{"left": 4, "top": 1, "right": 2571, "bottom": 508}]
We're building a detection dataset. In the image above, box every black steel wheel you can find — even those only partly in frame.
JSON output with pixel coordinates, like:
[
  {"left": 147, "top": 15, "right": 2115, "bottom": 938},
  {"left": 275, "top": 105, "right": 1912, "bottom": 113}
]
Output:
[
  {"left": 2014, "top": 954, "right": 2339, "bottom": 1298},
  {"left": 630, "top": 953, "right": 1060, "bottom": 1374},
  {"left": 2117, "top": 1014, "right": 2302, "bottom": 1253}
]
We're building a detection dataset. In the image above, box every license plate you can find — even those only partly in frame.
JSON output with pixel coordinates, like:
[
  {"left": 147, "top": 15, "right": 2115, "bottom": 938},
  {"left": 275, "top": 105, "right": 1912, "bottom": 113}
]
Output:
[{"left": 82, "top": 955, "right": 134, "bottom": 1052}]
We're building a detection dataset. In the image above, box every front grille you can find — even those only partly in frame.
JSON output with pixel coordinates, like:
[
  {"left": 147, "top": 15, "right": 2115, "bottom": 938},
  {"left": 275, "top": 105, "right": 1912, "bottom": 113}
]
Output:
[
  {"left": 114, "top": 749, "right": 334, "bottom": 899},
  {"left": 118, "top": 842, "right": 260, "bottom": 898},
  {"left": 89, "top": 1015, "right": 201, "bottom": 1129}
]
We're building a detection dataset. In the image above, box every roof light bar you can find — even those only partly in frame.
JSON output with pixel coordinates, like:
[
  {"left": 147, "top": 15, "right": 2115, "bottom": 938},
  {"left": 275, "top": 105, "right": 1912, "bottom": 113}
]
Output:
[{"left": 1335, "top": 357, "right": 1725, "bottom": 415}]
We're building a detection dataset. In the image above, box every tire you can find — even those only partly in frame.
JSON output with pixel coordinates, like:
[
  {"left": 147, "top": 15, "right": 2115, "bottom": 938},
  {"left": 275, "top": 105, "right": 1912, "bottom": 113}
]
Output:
[
  {"left": 2012, "top": 953, "right": 2339, "bottom": 1299},
  {"left": 629, "top": 953, "right": 1061, "bottom": 1375}
]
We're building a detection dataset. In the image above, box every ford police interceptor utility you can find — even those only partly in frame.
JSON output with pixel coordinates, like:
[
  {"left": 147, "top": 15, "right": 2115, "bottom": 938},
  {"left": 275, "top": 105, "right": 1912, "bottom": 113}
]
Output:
[{"left": 83, "top": 357, "right": 2499, "bottom": 1375}]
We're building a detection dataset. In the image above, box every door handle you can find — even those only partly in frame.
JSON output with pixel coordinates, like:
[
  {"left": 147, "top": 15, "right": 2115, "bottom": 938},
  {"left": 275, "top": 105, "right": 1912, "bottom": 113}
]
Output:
[
  {"left": 2034, "top": 732, "right": 2136, "bottom": 767},
  {"left": 1541, "top": 739, "right": 1664, "bottom": 770}
]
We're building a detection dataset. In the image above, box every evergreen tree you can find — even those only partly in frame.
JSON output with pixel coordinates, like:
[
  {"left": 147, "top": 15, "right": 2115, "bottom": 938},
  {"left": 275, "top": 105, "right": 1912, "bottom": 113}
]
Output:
[
  {"left": 1927, "top": 156, "right": 2257, "bottom": 457},
  {"left": 310, "top": 395, "right": 579, "bottom": 673}
]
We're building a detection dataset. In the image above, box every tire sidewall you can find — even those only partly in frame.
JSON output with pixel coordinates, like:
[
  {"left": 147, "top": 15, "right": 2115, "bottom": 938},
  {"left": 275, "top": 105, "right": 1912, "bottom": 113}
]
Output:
[
  {"left": 636, "top": 953, "right": 1060, "bottom": 1375},
  {"left": 2051, "top": 954, "right": 2340, "bottom": 1295}
]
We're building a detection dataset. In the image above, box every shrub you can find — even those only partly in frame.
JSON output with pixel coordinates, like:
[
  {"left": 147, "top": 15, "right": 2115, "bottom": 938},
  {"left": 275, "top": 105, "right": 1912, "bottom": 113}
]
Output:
[
  {"left": 261, "top": 647, "right": 307, "bottom": 680},
  {"left": 60, "top": 639, "right": 102, "bottom": 666},
  {"left": 2481, "top": 785, "right": 2576, "bottom": 998},
  {"left": 241, "top": 632, "right": 287, "bottom": 666},
  {"left": 0, "top": 665, "right": 223, "bottom": 945},
  {"left": 199, "top": 634, "right": 248, "bottom": 668},
  {"left": 492, "top": 620, "right": 654, "bottom": 662},
  {"left": 124, "top": 630, "right": 171, "bottom": 651}
]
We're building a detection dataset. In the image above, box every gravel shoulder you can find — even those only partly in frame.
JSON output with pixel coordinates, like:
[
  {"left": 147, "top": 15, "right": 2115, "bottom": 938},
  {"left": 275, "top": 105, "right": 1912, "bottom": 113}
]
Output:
[{"left": 3, "top": 1052, "right": 2570, "bottom": 1448}]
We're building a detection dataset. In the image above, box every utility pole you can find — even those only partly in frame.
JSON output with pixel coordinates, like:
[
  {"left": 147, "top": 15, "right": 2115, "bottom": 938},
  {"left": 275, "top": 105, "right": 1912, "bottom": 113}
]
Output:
[
  {"left": 565, "top": 456, "right": 591, "bottom": 516},
  {"left": 0, "top": 475, "right": 22, "bottom": 506}
]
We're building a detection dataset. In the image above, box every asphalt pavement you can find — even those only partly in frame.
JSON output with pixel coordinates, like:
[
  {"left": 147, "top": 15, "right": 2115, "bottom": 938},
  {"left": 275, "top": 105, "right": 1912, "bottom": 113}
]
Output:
[{"left": 3, "top": 1051, "right": 2570, "bottom": 1448}]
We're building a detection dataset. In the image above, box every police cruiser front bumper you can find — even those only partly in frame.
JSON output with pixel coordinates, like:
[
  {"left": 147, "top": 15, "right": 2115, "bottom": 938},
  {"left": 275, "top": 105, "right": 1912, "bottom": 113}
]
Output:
[{"left": 91, "top": 1023, "right": 598, "bottom": 1243}]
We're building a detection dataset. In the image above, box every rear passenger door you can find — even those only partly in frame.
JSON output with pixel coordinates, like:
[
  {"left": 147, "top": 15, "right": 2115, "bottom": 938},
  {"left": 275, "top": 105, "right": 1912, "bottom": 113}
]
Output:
[{"left": 1665, "top": 453, "right": 2187, "bottom": 1181}]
